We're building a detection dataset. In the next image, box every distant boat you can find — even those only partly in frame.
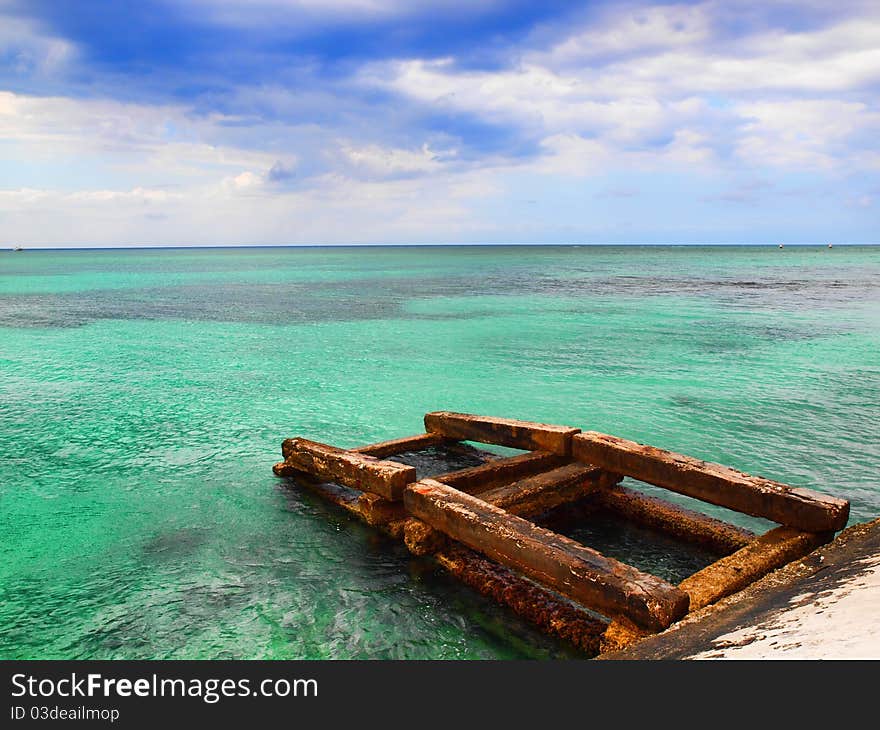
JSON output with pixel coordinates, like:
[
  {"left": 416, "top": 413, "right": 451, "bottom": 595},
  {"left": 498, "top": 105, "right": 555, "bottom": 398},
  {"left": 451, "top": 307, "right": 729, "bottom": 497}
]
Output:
[
  {"left": 12, "top": 245, "right": 22, "bottom": 251},
  {"left": 828, "top": 243, "right": 833, "bottom": 248},
  {"left": 778, "top": 244, "right": 784, "bottom": 249}
]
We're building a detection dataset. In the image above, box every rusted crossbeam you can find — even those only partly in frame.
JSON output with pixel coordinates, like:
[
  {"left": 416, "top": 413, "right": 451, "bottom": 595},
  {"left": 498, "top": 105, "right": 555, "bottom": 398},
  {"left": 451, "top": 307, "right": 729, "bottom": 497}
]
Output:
[
  {"left": 572, "top": 432, "right": 849, "bottom": 532},
  {"left": 596, "top": 485, "right": 756, "bottom": 554},
  {"left": 424, "top": 411, "right": 580, "bottom": 456},
  {"left": 679, "top": 526, "right": 834, "bottom": 611},
  {"left": 432, "top": 450, "right": 566, "bottom": 494},
  {"left": 352, "top": 432, "right": 452, "bottom": 458},
  {"left": 280, "top": 438, "right": 416, "bottom": 501},
  {"left": 404, "top": 479, "right": 690, "bottom": 631},
  {"left": 435, "top": 544, "right": 609, "bottom": 655},
  {"left": 480, "top": 463, "right": 618, "bottom": 517}
]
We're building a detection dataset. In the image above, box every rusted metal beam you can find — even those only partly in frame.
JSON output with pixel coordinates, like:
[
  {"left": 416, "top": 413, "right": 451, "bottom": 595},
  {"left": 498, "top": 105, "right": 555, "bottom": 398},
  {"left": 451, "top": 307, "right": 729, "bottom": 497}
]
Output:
[
  {"left": 353, "top": 432, "right": 453, "bottom": 458},
  {"left": 274, "top": 469, "right": 363, "bottom": 517},
  {"left": 281, "top": 438, "right": 416, "bottom": 501},
  {"left": 424, "top": 411, "right": 580, "bottom": 456},
  {"left": 404, "top": 519, "right": 446, "bottom": 556},
  {"left": 357, "top": 493, "right": 408, "bottom": 527},
  {"left": 432, "top": 450, "right": 566, "bottom": 494},
  {"left": 572, "top": 432, "right": 850, "bottom": 532},
  {"left": 679, "top": 526, "right": 833, "bottom": 611},
  {"left": 277, "top": 465, "right": 608, "bottom": 654},
  {"left": 404, "top": 479, "right": 690, "bottom": 631},
  {"left": 597, "top": 485, "right": 756, "bottom": 554},
  {"left": 278, "top": 470, "right": 409, "bottom": 539},
  {"left": 480, "top": 463, "right": 616, "bottom": 517},
  {"left": 273, "top": 461, "right": 299, "bottom": 478},
  {"left": 435, "top": 544, "right": 609, "bottom": 656},
  {"left": 600, "top": 619, "right": 651, "bottom": 654}
]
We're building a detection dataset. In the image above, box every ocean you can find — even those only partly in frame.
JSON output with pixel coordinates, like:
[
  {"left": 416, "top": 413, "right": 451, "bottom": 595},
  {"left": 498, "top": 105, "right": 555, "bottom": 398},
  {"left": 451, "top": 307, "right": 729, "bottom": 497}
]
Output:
[{"left": 1, "top": 244, "right": 878, "bottom": 659}]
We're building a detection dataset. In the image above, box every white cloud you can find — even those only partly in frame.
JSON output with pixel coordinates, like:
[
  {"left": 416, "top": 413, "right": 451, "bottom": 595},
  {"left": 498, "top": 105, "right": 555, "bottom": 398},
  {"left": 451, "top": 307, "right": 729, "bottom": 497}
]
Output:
[
  {"left": 341, "top": 141, "right": 452, "bottom": 176},
  {"left": 0, "top": 15, "right": 77, "bottom": 77},
  {"left": 0, "top": 87, "right": 490, "bottom": 244},
  {"left": 662, "top": 128, "right": 716, "bottom": 164},
  {"left": 0, "top": 185, "right": 182, "bottom": 207},
  {"left": 0, "top": 91, "right": 290, "bottom": 181},
  {"left": 1, "top": 0, "right": 878, "bottom": 245},
  {"left": 737, "top": 99, "right": 876, "bottom": 141},
  {"left": 539, "top": 3, "right": 712, "bottom": 65},
  {"left": 532, "top": 134, "right": 611, "bottom": 177},
  {"left": 359, "top": 1, "right": 879, "bottom": 177},
  {"left": 226, "top": 171, "right": 263, "bottom": 190},
  {"left": 366, "top": 59, "right": 688, "bottom": 144},
  {"left": 574, "top": 5, "right": 880, "bottom": 95},
  {"left": 66, "top": 187, "right": 179, "bottom": 203},
  {"left": 734, "top": 99, "right": 880, "bottom": 168},
  {"left": 0, "top": 165, "right": 502, "bottom": 246},
  {"left": 528, "top": 126, "right": 715, "bottom": 178},
  {"left": 537, "top": 1, "right": 880, "bottom": 94}
]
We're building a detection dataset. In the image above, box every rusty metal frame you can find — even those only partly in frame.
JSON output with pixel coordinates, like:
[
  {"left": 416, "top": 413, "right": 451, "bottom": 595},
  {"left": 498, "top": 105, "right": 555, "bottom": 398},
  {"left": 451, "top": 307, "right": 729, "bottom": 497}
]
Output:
[{"left": 273, "top": 411, "right": 848, "bottom": 655}]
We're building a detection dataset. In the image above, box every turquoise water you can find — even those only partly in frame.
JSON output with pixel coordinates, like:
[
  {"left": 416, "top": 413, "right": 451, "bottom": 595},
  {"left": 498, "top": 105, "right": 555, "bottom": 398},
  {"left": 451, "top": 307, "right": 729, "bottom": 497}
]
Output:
[{"left": 1, "top": 245, "right": 879, "bottom": 659}]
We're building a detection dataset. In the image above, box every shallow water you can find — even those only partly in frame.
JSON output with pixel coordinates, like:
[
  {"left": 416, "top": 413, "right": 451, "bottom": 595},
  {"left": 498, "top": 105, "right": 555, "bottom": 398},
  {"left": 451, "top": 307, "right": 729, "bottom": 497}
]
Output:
[{"left": 1, "top": 244, "right": 878, "bottom": 659}]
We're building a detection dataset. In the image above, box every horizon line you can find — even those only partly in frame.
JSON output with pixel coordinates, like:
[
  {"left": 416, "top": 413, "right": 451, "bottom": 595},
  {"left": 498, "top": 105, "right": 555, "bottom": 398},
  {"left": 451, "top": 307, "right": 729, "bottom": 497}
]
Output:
[{"left": 4, "top": 242, "right": 878, "bottom": 252}]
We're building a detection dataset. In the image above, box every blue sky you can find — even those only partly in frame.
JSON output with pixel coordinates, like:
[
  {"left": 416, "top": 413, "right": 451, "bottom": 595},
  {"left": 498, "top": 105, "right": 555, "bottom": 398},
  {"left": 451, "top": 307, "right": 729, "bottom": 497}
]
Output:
[{"left": 0, "top": 0, "right": 877, "bottom": 246}]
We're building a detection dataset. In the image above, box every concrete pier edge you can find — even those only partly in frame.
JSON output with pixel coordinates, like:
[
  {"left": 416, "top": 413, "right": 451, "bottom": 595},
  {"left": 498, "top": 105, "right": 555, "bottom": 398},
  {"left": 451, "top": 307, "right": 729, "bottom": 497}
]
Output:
[{"left": 601, "top": 517, "right": 880, "bottom": 659}]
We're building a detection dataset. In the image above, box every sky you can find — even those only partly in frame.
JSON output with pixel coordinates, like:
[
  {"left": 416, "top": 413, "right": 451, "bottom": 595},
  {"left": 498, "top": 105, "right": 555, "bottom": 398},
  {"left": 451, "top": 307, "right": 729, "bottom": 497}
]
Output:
[{"left": 0, "top": 0, "right": 878, "bottom": 247}]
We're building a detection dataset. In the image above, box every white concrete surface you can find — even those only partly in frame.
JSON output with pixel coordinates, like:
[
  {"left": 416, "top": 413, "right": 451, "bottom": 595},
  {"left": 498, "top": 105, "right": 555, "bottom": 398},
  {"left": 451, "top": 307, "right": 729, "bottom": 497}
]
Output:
[{"left": 689, "top": 554, "right": 880, "bottom": 659}]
